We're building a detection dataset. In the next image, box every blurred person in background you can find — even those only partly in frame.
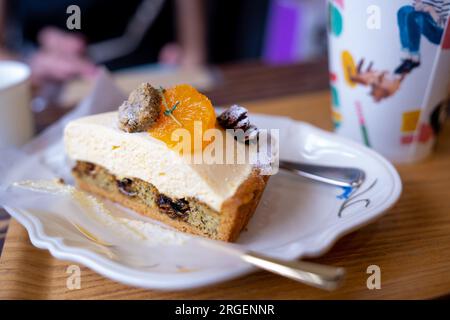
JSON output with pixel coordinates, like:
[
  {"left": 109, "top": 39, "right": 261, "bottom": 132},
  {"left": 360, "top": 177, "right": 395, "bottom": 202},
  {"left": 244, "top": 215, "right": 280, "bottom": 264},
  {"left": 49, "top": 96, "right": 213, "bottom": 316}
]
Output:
[
  {"left": 0, "top": 0, "right": 207, "bottom": 88},
  {"left": 0, "top": 0, "right": 272, "bottom": 90}
]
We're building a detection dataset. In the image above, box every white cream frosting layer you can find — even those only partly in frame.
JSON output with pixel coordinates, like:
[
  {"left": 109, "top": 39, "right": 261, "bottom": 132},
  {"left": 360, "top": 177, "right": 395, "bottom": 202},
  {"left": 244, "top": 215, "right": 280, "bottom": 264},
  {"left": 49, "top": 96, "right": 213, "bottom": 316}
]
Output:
[{"left": 64, "top": 112, "right": 254, "bottom": 211}]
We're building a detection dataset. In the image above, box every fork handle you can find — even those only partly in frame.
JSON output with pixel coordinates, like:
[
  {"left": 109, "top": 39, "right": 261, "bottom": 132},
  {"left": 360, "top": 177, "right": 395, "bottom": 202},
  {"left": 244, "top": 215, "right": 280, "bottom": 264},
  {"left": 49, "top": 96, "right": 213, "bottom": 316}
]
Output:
[{"left": 241, "top": 251, "right": 346, "bottom": 291}]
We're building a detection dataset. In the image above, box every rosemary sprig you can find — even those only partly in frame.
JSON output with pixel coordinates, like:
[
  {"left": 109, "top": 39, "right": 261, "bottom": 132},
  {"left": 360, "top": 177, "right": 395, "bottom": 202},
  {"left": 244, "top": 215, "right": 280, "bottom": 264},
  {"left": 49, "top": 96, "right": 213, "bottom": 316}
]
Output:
[
  {"left": 164, "top": 101, "right": 180, "bottom": 116},
  {"left": 158, "top": 86, "right": 182, "bottom": 126}
]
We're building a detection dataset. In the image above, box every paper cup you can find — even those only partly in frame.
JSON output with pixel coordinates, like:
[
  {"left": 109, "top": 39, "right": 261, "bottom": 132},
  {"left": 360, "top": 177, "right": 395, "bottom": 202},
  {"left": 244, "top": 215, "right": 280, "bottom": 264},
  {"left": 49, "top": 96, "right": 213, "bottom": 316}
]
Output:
[
  {"left": 328, "top": 0, "right": 450, "bottom": 163},
  {"left": 0, "top": 61, "right": 34, "bottom": 148}
]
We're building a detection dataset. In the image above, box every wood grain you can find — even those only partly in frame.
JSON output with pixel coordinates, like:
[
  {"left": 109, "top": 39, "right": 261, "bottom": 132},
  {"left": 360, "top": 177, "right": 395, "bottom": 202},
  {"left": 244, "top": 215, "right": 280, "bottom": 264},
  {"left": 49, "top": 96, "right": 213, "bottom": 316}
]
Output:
[
  {"left": 1, "top": 90, "right": 450, "bottom": 299},
  {"left": 205, "top": 59, "right": 330, "bottom": 105}
]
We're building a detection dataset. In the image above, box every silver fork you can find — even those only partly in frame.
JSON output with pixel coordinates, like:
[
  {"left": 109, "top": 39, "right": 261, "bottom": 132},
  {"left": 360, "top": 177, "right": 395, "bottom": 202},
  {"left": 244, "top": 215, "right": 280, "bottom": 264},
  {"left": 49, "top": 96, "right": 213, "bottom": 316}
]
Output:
[
  {"left": 279, "top": 160, "right": 365, "bottom": 188},
  {"left": 198, "top": 241, "right": 346, "bottom": 291}
]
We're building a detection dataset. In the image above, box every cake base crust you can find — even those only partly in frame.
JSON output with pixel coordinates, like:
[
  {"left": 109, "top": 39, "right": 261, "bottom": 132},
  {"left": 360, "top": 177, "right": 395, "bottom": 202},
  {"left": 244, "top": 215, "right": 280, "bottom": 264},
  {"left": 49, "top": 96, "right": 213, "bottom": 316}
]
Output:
[{"left": 72, "top": 161, "right": 268, "bottom": 242}]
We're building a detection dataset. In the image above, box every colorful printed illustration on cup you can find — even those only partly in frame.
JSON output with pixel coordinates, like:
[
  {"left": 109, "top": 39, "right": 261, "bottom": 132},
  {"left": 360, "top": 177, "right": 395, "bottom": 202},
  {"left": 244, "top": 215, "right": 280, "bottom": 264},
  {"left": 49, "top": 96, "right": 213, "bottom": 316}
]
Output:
[
  {"left": 401, "top": 109, "right": 421, "bottom": 144},
  {"left": 328, "top": 0, "right": 343, "bottom": 37},
  {"left": 394, "top": 2, "right": 450, "bottom": 75},
  {"left": 330, "top": 72, "right": 338, "bottom": 82},
  {"left": 331, "top": 108, "right": 343, "bottom": 129},
  {"left": 351, "top": 59, "right": 405, "bottom": 103},
  {"left": 400, "top": 101, "right": 447, "bottom": 145},
  {"left": 350, "top": 2, "right": 449, "bottom": 103},
  {"left": 330, "top": 71, "right": 343, "bottom": 129},
  {"left": 400, "top": 109, "right": 434, "bottom": 144},
  {"left": 333, "top": 0, "right": 344, "bottom": 10},
  {"left": 341, "top": 50, "right": 357, "bottom": 88},
  {"left": 355, "top": 101, "right": 371, "bottom": 147},
  {"left": 331, "top": 85, "right": 340, "bottom": 107}
]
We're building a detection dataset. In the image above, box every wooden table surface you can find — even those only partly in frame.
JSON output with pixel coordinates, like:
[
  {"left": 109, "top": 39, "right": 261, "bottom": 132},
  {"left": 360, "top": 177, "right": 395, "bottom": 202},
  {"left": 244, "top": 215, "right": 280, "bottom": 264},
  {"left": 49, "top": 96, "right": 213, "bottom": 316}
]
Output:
[
  {"left": 1, "top": 61, "right": 450, "bottom": 299},
  {"left": 32, "top": 60, "right": 330, "bottom": 132}
]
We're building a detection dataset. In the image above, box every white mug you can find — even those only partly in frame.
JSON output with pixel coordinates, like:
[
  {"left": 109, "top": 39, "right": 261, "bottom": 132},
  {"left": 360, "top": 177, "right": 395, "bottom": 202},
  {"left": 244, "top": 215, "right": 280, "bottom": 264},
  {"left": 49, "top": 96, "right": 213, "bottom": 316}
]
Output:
[
  {"left": 328, "top": 0, "right": 450, "bottom": 163},
  {"left": 0, "top": 61, "right": 34, "bottom": 148}
]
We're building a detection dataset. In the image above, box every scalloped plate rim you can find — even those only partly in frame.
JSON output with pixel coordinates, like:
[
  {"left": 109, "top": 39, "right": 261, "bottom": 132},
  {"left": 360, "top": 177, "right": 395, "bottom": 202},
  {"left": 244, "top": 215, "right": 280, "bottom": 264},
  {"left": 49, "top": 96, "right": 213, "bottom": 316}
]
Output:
[{"left": 4, "top": 119, "right": 402, "bottom": 290}]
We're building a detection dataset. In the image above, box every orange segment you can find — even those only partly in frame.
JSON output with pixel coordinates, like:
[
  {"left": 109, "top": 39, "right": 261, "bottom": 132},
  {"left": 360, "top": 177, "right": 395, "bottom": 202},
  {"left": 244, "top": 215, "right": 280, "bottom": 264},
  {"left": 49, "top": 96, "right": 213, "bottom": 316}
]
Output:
[{"left": 148, "top": 84, "right": 216, "bottom": 153}]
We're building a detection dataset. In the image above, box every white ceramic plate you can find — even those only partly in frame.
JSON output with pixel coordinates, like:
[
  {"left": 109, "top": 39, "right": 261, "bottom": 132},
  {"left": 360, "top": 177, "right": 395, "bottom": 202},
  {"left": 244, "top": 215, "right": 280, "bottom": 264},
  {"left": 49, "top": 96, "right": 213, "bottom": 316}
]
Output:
[{"left": 4, "top": 114, "right": 402, "bottom": 290}]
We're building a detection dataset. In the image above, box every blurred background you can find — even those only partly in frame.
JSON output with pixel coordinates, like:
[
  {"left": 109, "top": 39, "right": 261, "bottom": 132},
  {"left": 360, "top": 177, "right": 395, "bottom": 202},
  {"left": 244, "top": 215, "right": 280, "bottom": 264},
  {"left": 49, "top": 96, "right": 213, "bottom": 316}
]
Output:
[
  {"left": 0, "top": 0, "right": 327, "bottom": 68},
  {"left": 0, "top": 0, "right": 330, "bottom": 252},
  {"left": 0, "top": 0, "right": 329, "bottom": 115}
]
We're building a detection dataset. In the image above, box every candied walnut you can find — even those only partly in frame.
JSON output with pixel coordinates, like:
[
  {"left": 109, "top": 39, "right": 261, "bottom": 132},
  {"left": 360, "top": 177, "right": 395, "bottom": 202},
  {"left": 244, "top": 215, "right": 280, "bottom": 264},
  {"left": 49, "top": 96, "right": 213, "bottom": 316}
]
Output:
[
  {"left": 157, "top": 194, "right": 190, "bottom": 220},
  {"left": 118, "top": 83, "right": 161, "bottom": 132},
  {"left": 217, "top": 104, "right": 259, "bottom": 143}
]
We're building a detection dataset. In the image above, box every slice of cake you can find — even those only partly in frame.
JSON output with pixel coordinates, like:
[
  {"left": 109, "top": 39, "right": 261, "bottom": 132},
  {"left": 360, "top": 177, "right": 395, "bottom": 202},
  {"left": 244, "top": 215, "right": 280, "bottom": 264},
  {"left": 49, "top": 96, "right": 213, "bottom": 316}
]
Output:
[{"left": 64, "top": 84, "right": 272, "bottom": 242}]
